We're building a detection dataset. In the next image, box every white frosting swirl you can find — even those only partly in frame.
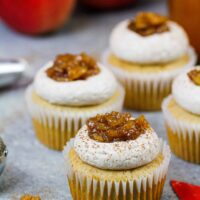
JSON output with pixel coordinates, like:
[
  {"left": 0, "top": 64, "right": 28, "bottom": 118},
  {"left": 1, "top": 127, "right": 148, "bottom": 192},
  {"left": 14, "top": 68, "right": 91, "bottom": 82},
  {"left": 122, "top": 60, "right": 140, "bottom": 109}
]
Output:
[
  {"left": 74, "top": 125, "right": 160, "bottom": 170},
  {"left": 110, "top": 20, "right": 189, "bottom": 64},
  {"left": 34, "top": 62, "right": 117, "bottom": 106},
  {"left": 172, "top": 66, "right": 200, "bottom": 115}
]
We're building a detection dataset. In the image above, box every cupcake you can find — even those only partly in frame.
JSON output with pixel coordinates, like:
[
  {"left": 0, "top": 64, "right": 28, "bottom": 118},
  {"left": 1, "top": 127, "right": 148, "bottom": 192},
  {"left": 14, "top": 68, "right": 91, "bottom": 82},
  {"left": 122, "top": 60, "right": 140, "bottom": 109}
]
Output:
[
  {"left": 102, "top": 12, "right": 197, "bottom": 110},
  {"left": 162, "top": 67, "right": 200, "bottom": 164},
  {"left": 26, "top": 53, "right": 125, "bottom": 150},
  {"left": 63, "top": 111, "right": 171, "bottom": 199}
]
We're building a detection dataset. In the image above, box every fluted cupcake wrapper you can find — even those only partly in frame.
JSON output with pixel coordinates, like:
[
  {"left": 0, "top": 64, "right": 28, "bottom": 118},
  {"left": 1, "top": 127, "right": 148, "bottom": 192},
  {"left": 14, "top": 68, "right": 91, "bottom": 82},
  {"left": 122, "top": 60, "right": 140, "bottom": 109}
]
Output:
[
  {"left": 63, "top": 139, "right": 171, "bottom": 200},
  {"left": 102, "top": 47, "right": 197, "bottom": 110},
  {"left": 25, "top": 85, "right": 125, "bottom": 151},
  {"left": 162, "top": 96, "right": 200, "bottom": 164}
]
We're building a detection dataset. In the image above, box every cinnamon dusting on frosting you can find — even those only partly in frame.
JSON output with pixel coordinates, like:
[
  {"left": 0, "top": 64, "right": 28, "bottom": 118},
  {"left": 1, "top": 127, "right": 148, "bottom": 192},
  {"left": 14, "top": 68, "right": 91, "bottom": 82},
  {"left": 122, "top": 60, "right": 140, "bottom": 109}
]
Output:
[
  {"left": 46, "top": 53, "right": 100, "bottom": 82},
  {"left": 188, "top": 69, "right": 200, "bottom": 86},
  {"left": 87, "top": 111, "right": 150, "bottom": 142},
  {"left": 128, "top": 12, "right": 169, "bottom": 36}
]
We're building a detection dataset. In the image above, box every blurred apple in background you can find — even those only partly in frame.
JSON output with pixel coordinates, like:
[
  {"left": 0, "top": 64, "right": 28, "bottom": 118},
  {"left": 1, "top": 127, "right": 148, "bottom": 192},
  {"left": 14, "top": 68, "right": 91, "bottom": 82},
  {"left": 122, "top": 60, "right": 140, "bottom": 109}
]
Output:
[
  {"left": 80, "top": 0, "right": 135, "bottom": 9},
  {"left": 0, "top": 0, "right": 75, "bottom": 35}
]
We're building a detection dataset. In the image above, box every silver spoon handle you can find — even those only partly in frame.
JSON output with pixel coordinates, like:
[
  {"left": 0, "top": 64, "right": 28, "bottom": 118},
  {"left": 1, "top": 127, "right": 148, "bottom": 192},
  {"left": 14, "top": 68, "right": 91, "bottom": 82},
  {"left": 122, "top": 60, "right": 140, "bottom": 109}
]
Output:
[{"left": 0, "top": 58, "right": 27, "bottom": 74}]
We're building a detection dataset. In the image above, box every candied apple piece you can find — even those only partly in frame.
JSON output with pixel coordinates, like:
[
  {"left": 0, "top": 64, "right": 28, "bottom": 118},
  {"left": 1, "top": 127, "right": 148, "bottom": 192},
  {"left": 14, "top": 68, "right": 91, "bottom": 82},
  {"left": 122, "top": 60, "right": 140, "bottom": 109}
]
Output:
[
  {"left": 87, "top": 111, "right": 151, "bottom": 143},
  {"left": 188, "top": 69, "right": 200, "bottom": 86},
  {"left": 20, "top": 194, "right": 41, "bottom": 200},
  {"left": 128, "top": 12, "right": 169, "bottom": 36},
  {"left": 46, "top": 53, "right": 100, "bottom": 82}
]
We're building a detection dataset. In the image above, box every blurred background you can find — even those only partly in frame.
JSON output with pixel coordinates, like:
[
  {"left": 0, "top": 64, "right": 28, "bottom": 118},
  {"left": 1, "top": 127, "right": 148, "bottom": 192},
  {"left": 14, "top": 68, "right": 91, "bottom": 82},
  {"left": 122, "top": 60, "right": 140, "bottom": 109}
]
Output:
[
  {"left": 1, "top": 0, "right": 199, "bottom": 89},
  {"left": 0, "top": 0, "right": 169, "bottom": 89},
  {"left": 1, "top": 0, "right": 200, "bottom": 89}
]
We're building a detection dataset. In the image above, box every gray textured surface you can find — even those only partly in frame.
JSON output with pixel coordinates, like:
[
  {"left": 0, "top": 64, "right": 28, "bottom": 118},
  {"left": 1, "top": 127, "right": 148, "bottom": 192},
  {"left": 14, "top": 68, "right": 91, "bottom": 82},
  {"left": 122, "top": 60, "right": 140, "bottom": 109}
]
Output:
[{"left": 0, "top": 0, "right": 200, "bottom": 199}]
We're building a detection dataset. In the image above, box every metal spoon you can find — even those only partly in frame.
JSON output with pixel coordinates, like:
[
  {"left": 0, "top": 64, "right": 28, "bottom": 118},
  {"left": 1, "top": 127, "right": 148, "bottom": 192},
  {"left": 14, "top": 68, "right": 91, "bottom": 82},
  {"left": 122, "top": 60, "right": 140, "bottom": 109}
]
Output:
[
  {"left": 0, "top": 137, "right": 7, "bottom": 176},
  {"left": 0, "top": 58, "right": 28, "bottom": 87}
]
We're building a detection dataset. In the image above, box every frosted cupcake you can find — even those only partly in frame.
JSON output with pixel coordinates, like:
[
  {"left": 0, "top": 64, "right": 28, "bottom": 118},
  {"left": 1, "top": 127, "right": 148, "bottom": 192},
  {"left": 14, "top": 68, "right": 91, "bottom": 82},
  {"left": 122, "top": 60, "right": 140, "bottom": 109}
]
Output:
[
  {"left": 162, "top": 67, "right": 200, "bottom": 164},
  {"left": 102, "top": 12, "right": 197, "bottom": 110},
  {"left": 63, "top": 111, "right": 171, "bottom": 199},
  {"left": 26, "top": 53, "right": 124, "bottom": 150}
]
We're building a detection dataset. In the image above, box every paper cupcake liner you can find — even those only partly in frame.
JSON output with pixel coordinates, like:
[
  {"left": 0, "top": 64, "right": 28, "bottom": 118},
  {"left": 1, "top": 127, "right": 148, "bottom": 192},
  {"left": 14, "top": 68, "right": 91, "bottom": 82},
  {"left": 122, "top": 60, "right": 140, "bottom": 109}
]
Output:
[
  {"left": 118, "top": 77, "right": 171, "bottom": 110},
  {"left": 63, "top": 139, "right": 171, "bottom": 200},
  {"left": 25, "top": 85, "right": 125, "bottom": 151},
  {"left": 101, "top": 47, "right": 197, "bottom": 110},
  {"left": 162, "top": 95, "right": 200, "bottom": 164}
]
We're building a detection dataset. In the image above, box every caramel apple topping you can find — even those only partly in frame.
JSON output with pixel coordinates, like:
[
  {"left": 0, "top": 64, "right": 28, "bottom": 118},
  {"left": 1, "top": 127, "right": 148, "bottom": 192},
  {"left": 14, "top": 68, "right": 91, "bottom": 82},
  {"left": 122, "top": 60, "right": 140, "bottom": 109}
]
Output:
[
  {"left": 128, "top": 12, "right": 169, "bottom": 36},
  {"left": 87, "top": 111, "right": 150, "bottom": 143},
  {"left": 46, "top": 53, "right": 100, "bottom": 82},
  {"left": 188, "top": 69, "right": 200, "bottom": 86},
  {"left": 20, "top": 194, "right": 41, "bottom": 200}
]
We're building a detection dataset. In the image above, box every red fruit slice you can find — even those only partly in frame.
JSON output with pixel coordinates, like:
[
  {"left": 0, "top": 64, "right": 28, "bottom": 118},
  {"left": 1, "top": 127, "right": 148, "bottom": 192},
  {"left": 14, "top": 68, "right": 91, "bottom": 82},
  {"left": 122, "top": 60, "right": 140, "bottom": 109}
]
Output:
[{"left": 171, "top": 180, "right": 200, "bottom": 200}]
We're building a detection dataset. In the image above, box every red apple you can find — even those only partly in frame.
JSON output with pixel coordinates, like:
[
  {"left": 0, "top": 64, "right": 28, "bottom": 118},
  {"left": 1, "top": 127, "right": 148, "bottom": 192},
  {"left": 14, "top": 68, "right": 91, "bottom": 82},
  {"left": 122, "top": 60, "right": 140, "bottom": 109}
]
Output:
[
  {"left": 0, "top": 0, "right": 75, "bottom": 35},
  {"left": 80, "top": 0, "right": 135, "bottom": 9}
]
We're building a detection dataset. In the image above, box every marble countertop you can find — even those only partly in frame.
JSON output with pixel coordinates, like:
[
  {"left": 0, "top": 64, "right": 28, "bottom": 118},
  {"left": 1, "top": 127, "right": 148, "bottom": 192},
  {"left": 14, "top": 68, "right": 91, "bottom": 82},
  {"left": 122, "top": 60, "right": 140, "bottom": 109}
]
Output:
[{"left": 0, "top": 0, "right": 200, "bottom": 199}]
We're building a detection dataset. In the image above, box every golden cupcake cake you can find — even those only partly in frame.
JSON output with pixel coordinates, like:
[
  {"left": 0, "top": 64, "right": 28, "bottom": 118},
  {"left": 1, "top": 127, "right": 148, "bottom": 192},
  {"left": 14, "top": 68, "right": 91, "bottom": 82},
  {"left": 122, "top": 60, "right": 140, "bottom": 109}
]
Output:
[
  {"left": 102, "top": 12, "right": 197, "bottom": 110},
  {"left": 26, "top": 53, "right": 125, "bottom": 150},
  {"left": 63, "top": 111, "right": 171, "bottom": 200},
  {"left": 162, "top": 67, "right": 200, "bottom": 164}
]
